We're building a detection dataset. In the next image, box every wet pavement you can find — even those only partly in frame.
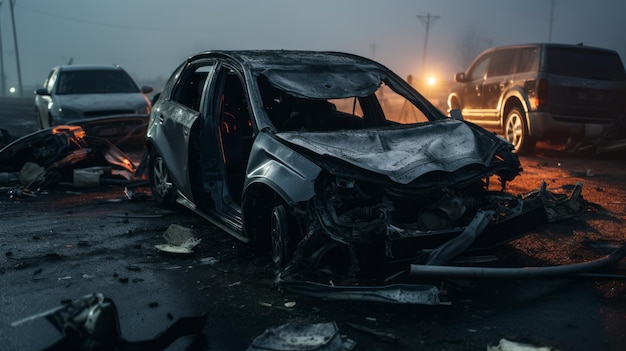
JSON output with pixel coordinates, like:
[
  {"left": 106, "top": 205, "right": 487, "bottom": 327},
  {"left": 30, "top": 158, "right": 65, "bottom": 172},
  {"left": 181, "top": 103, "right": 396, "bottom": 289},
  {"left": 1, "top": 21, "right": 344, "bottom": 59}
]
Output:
[{"left": 1, "top": 97, "right": 626, "bottom": 350}]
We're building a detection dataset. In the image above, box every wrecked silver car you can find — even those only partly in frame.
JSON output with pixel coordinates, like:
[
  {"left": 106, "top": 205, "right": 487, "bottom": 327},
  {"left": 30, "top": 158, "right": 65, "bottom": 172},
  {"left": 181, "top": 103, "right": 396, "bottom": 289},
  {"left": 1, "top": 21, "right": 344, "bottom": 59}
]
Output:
[{"left": 146, "top": 50, "right": 586, "bottom": 301}]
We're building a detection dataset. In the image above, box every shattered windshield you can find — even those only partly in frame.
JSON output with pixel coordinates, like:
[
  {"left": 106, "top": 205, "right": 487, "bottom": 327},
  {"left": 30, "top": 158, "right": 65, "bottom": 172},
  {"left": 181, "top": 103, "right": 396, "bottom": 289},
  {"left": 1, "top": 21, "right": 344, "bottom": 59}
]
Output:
[{"left": 258, "top": 72, "right": 429, "bottom": 132}]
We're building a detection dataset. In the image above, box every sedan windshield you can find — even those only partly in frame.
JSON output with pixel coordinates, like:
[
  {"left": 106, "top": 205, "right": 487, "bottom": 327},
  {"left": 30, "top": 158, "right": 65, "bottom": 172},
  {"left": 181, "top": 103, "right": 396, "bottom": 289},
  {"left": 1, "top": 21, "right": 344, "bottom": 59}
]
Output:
[
  {"left": 258, "top": 73, "right": 430, "bottom": 132},
  {"left": 57, "top": 70, "right": 140, "bottom": 94}
]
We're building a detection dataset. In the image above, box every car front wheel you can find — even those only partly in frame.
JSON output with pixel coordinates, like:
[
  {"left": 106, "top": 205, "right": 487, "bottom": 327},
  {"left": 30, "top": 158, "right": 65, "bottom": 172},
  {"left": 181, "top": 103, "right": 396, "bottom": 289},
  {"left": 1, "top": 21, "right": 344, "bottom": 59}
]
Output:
[
  {"left": 504, "top": 107, "right": 535, "bottom": 154},
  {"left": 148, "top": 151, "right": 177, "bottom": 207},
  {"left": 271, "top": 204, "right": 292, "bottom": 268}
]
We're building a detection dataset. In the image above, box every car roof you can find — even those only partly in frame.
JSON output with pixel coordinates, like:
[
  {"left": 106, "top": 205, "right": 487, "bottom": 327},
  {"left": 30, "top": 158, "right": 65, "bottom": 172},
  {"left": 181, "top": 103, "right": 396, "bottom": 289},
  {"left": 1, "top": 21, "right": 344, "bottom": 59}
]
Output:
[
  {"left": 187, "top": 50, "right": 383, "bottom": 71},
  {"left": 488, "top": 43, "right": 619, "bottom": 54},
  {"left": 57, "top": 64, "right": 125, "bottom": 72}
]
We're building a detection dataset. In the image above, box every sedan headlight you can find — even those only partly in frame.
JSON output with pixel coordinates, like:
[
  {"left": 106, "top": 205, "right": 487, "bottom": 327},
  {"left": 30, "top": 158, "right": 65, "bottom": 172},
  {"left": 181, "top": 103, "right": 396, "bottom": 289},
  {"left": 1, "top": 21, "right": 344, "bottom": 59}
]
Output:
[{"left": 136, "top": 104, "right": 151, "bottom": 115}]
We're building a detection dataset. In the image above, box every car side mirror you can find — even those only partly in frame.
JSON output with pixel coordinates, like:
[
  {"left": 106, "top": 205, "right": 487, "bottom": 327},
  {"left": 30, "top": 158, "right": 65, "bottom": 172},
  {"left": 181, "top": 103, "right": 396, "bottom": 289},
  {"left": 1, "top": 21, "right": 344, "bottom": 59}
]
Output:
[
  {"left": 35, "top": 88, "right": 50, "bottom": 96},
  {"left": 141, "top": 86, "right": 154, "bottom": 94},
  {"left": 454, "top": 72, "right": 466, "bottom": 83},
  {"left": 449, "top": 109, "right": 464, "bottom": 121}
]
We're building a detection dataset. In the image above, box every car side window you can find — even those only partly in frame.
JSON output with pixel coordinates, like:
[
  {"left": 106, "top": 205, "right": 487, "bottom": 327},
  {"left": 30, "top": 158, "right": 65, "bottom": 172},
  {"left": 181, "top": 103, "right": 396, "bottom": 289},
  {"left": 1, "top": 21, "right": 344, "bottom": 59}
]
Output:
[
  {"left": 516, "top": 47, "right": 539, "bottom": 73},
  {"left": 172, "top": 64, "right": 215, "bottom": 111},
  {"left": 487, "top": 49, "right": 517, "bottom": 77},
  {"left": 467, "top": 54, "right": 491, "bottom": 81}
]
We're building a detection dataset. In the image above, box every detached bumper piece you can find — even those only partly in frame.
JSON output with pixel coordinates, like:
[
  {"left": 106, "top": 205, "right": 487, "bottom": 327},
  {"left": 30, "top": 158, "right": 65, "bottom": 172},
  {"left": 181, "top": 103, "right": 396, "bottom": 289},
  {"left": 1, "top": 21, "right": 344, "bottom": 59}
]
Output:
[{"left": 279, "top": 281, "right": 441, "bottom": 305}]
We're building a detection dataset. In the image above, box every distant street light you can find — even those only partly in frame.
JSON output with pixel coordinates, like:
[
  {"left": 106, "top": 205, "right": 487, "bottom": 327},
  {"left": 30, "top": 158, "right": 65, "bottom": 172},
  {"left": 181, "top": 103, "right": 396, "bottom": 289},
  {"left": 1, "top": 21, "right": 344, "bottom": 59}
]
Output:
[{"left": 426, "top": 76, "right": 436, "bottom": 99}]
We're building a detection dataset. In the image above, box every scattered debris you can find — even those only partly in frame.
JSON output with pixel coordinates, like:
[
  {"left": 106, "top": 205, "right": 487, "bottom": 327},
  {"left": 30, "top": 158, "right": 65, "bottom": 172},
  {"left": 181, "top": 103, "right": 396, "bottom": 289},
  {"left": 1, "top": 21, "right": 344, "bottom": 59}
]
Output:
[
  {"left": 247, "top": 322, "right": 356, "bottom": 351},
  {"left": 199, "top": 257, "right": 218, "bottom": 265},
  {"left": 11, "top": 293, "right": 208, "bottom": 350},
  {"left": 0, "top": 126, "right": 144, "bottom": 198},
  {"left": 155, "top": 224, "right": 201, "bottom": 254},
  {"left": 570, "top": 169, "right": 594, "bottom": 177},
  {"left": 346, "top": 322, "right": 397, "bottom": 343},
  {"left": 487, "top": 338, "right": 554, "bottom": 351}
]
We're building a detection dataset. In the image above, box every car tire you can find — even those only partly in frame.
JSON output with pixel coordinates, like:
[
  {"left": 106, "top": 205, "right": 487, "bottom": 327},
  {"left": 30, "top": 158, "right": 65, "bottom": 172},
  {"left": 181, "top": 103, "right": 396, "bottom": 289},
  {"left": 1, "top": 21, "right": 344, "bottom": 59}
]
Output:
[
  {"left": 271, "top": 204, "right": 291, "bottom": 268},
  {"left": 504, "top": 107, "right": 535, "bottom": 155},
  {"left": 148, "top": 151, "right": 177, "bottom": 208},
  {"left": 35, "top": 110, "right": 43, "bottom": 129}
]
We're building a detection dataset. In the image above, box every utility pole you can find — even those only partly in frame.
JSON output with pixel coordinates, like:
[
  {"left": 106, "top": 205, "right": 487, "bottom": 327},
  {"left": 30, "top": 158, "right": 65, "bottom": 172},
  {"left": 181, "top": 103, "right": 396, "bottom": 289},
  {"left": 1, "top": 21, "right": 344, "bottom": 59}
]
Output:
[
  {"left": 417, "top": 12, "right": 440, "bottom": 79},
  {"left": 0, "top": 1, "right": 6, "bottom": 97},
  {"left": 548, "top": 0, "right": 555, "bottom": 42},
  {"left": 9, "top": 0, "right": 22, "bottom": 97}
]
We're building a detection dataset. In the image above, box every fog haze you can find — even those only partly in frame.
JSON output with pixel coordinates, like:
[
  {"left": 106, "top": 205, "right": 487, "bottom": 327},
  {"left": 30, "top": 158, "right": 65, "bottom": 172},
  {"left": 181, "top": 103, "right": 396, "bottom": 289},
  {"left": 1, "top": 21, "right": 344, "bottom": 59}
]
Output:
[{"left": 1, "top": 0, "right": 625, "bottom": 91}]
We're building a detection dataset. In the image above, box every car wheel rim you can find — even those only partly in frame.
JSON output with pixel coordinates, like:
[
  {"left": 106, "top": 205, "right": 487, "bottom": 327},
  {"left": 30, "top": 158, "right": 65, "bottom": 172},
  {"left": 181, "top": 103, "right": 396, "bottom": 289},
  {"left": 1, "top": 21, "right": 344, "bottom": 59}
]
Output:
[
  {"left": 271, "top": 206, "right": 287, "bottom": 266},
  {"left": 506, "top": 113, "right": 523, "bottom": 150},
  {"left": 153, "top": 157, "right": 172, "bottom": 198}
]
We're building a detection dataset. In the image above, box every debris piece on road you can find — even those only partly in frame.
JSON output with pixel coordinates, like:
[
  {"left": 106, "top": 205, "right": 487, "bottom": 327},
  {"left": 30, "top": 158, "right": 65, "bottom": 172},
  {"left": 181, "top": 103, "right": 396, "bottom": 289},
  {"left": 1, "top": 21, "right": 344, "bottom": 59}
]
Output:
[
  {"left": 487, "top": 338, "right": 553, "bottom": 351},
  {"left": 0, "top": 126, "right": 143, "bottom": 196},
  {"left": 410, "top": 245, "right": 626, "bottom": 279},
  {"left": 124, "top": 186, "right": 149, "bottom": 200},
  {"left": 346, "top": 322, "right": 397, "bottom": 343},
  {"left": 247, "top": 322, "right": 356, "bottom": 351},
  {"left": 11, "top": 293, "right": 208, "bottom": 350},
  {"left": 199, "top": 257, "right": 218, "bottom": 265},
  {"left": 278, "top": 281, "right": 441, "bottom": 305},
  {"left": 155, "top": 224, "right": 201, "bottom": 254}
]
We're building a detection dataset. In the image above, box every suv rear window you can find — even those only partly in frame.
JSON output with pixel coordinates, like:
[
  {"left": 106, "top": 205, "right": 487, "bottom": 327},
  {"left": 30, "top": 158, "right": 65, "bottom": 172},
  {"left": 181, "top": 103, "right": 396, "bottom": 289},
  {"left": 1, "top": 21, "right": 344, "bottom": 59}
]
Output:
[{"left": 546, "top": 47, "right": 626, "bottom": 81}]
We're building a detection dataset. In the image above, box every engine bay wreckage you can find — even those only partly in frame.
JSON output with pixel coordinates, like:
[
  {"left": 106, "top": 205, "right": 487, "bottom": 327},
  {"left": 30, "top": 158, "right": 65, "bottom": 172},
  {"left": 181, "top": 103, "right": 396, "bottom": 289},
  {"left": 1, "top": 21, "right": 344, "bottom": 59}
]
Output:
[
  {"left": 0, "top": 125, "right": 145, "bottom": 197},
  {"left": 272, "top": 131, "right": 593, "bottom": 305}
]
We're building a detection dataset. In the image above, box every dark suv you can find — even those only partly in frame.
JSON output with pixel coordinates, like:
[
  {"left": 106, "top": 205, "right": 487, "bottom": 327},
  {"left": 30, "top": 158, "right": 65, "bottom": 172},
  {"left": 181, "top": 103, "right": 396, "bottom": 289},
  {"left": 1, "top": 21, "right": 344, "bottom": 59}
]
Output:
[{"left": 448, "top": 43, "right": 626, "bottom": 154}]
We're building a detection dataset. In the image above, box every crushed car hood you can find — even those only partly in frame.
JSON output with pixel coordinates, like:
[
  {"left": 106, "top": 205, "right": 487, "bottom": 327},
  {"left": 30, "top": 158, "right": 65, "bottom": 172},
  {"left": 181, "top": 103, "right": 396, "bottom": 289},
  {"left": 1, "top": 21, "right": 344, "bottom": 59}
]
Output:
[
  {"left": 276, "top": 119, "right": 515, "bottom": 184},
  {"left": 56, "top": 93, "right": 146, "bottom": 111}
]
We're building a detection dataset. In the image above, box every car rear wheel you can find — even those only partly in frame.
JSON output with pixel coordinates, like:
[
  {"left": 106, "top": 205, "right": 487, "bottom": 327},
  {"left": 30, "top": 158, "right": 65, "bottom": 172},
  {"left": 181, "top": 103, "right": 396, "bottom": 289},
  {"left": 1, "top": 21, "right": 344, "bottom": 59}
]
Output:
[
  {"left": 271, "top": 204, "right": 292, "bottom": 268},
  {"left": 148, "top": 151, "right": 177, "bottom": 207},
  {"left": 504, "top": 107, "right": 535, "bottom": 155}
]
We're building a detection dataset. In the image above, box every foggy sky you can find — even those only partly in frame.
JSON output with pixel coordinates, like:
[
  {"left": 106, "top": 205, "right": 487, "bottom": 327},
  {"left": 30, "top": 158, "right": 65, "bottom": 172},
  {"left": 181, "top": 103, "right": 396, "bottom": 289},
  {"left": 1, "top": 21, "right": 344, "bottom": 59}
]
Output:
[{"left": 1, "top": 0, "right": 625, "bottom": 91}]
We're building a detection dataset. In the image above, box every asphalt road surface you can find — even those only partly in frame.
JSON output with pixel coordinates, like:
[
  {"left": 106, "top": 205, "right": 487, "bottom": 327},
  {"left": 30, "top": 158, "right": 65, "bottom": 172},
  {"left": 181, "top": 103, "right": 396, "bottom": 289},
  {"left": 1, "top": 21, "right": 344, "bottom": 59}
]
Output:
[{"left": 1, "top": 97, "right": 625, "bottom": 351}]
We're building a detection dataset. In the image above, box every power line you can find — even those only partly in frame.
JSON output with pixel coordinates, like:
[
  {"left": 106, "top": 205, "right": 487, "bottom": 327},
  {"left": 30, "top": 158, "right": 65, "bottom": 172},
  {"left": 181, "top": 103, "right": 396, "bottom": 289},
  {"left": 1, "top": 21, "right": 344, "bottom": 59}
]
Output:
[{"left": 15, "top": 3, "right": 213, "bottom": 33}]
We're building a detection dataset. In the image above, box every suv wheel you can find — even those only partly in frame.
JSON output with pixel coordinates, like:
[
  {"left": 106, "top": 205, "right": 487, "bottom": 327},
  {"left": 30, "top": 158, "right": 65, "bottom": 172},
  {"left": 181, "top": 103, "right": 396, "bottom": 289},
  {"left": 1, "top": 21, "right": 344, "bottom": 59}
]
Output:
[
  {"left": 504, "top": 107, "right": 535, "bottom": 154},
  {"left": 148, "top": 151, "right": 177, "bottom": 207}
]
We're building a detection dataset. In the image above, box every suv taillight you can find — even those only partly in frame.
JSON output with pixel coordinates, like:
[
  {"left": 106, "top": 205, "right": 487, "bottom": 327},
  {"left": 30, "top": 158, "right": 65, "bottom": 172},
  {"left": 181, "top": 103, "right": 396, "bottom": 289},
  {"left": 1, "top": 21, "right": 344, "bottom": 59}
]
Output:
[{"left": 535, "top": 79, "right": 548, "bottom": 107}]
